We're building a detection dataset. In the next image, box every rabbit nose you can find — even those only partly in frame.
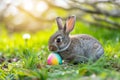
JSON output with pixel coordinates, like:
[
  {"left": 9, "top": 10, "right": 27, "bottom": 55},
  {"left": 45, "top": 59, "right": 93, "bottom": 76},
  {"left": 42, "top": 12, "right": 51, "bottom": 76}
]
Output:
[{"left": 49, "top": 45, "right": 57, "bottom": 51}]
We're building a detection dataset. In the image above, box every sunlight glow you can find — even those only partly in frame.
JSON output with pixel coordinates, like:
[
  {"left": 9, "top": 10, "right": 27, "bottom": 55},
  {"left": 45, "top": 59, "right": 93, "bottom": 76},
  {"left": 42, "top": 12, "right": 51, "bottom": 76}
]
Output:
[
  {"left": 36, "top": 1, "right": 48, "bottom": 13},
  {"left": 4, "top": 0, "right": 12, "bottom": 4},
  {"left": 54, "top": 0, "right": 68, "bottom": 8},
  {"left": 23, "top": 0, "right": 34, "bottom": 11},
  {"left": 4, "top": 6, "right": 18, "bottom": 17}
]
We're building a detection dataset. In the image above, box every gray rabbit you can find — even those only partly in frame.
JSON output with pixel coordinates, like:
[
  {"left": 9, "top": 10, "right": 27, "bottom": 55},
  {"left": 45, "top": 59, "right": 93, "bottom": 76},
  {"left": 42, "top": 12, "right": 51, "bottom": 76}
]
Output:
[{"left": 48, "top": 16, "right": 104, "bottom": 64}]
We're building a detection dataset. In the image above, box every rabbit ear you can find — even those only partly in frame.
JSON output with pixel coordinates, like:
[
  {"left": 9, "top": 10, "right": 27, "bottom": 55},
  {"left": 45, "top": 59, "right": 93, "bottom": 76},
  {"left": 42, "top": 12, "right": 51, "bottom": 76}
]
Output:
[
  {"left": 64, "top": 16, "right": 76, "bottom": 34},
  {"left": 56, "top": 17, "right": 63, "bottom": 30}
]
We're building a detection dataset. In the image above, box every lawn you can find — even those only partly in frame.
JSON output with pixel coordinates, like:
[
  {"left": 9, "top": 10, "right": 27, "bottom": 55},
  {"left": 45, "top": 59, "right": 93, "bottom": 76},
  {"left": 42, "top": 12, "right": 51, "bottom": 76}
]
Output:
[{"left": 0, "top": 22, "right": 120, "bottom": 80}]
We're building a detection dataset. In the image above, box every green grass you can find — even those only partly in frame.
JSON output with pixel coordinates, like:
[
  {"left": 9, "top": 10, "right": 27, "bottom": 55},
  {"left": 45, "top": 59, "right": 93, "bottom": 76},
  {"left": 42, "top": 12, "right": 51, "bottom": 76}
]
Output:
[{"left": 0, "top": 22, "right": 120, "bottom": 80}]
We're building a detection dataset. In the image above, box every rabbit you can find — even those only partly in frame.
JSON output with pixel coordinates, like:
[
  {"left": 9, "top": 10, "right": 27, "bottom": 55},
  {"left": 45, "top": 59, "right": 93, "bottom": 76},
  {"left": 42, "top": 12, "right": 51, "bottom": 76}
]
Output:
[{"left": 48, "top": 16, "right": 104, "bottom": 64}]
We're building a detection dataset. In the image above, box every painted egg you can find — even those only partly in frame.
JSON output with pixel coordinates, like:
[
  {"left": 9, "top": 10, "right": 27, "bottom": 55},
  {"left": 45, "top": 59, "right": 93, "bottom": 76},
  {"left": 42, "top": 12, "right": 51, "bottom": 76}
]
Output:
[{"left": 47, "top": 53, "right": 62, "bottom": 65}]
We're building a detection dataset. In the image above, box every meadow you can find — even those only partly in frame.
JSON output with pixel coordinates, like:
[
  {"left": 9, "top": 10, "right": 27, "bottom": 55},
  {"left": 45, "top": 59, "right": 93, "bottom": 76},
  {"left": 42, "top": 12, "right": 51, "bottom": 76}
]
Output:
[{"left": 0, "top": 22, "right": 120, "bottom": 80}]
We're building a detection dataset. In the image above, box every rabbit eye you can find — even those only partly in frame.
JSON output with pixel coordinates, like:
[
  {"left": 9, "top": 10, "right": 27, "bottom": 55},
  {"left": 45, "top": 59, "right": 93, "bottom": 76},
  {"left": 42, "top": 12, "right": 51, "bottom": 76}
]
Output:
[
  {"left": 55, "top": 36, "right": 62, "bottom": 43},
  {"left": 57, "top": 38, "right": 61, "bottom": 43}
]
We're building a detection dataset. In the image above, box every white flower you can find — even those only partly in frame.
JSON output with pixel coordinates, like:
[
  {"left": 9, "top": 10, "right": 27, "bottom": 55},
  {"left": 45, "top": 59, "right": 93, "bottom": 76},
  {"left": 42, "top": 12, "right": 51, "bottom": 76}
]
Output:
[
  {"left": 23, "top": 33, "right": 31, "bottom": 40},
  {"left": 0, "top": 52, "right": 2, "bottom": 56},
  {"left": 91, "top": 74, "right": 96, "bottom": 78},
  {"left": 114, "top": 55, "right": 118, "bottom": 58}
]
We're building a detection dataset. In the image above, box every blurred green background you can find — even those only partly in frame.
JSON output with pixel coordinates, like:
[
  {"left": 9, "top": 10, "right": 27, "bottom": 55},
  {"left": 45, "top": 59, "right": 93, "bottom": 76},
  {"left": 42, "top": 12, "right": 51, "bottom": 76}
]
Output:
[{"left": 0, "top": 0, "right": 120, "bottom": 80}]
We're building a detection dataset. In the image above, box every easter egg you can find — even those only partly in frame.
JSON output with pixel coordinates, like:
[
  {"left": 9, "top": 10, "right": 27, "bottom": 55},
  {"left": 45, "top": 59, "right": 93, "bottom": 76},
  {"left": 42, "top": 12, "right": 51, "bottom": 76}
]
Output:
[{"left": 47, "top": 53, "right": 62, "bottom": 65}]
